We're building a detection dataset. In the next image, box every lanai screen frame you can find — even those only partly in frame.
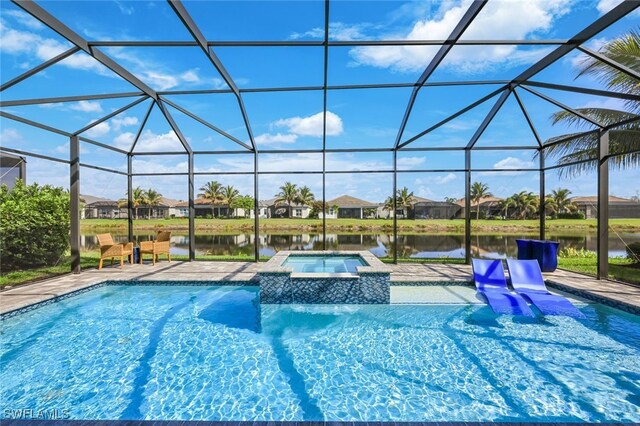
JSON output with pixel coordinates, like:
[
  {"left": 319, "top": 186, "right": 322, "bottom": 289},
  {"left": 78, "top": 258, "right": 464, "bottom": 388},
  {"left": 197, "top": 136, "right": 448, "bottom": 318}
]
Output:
[{"left": 1, "top": 0, "right": 639, "bottom": 279}]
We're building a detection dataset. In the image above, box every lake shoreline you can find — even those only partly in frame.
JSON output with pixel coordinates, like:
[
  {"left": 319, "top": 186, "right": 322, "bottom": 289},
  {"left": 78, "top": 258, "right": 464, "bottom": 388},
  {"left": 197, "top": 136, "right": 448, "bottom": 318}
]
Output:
[{"left": 81, "top": 218, "right": 640, "bottom": 233}]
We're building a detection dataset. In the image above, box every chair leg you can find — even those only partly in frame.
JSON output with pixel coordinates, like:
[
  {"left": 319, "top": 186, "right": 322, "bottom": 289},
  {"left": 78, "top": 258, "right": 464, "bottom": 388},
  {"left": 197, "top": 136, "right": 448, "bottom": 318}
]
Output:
[
  {"left": 111, "top": 257, "right": 115, "bottom": 266},
  {"left": 168, "top": 252, "right": 171, "bottom": 262},
  {"left": 129, "top": 254, "right": 133, "bottom": 264},
  {"left": 152, "top": 254, "right": 156, "bottom": 266},
  {"left": 120, "top": 256, "right": 124, "bottom": 269},
  {"left": 99, "top": 258, "right": 103, "bottom": 270}
]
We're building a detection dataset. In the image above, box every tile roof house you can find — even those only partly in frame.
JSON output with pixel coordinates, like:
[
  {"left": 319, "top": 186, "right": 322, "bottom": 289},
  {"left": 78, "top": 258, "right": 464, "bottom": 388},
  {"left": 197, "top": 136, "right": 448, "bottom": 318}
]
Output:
[
  {"left": 323, "top": 195, "right": 380, "bottom": 219},
  {"left": 571, "top": 195, "right": 640, "bottom": 219}
]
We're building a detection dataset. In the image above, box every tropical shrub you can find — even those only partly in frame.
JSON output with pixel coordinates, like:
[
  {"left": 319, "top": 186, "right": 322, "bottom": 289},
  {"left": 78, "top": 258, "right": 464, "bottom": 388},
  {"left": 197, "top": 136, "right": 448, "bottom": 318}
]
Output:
[
  {"left": 0, "top": 181, "right": 70, "bottom": 271},
  {"left": 626, "top": 242, "right": 640, "bottom": 263},
  {"left": 558, "top": 247, "right": 596, "bottom": 258},
  {"left": 557, "top": 211, "right": 585, "bottom": 219}
]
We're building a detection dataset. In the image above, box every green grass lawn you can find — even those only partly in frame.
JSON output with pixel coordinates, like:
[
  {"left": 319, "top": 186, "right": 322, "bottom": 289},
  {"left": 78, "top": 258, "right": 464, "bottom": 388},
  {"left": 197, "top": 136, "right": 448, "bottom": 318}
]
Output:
[
  {"left": 0, "top": 255, "right": 100, "bottom": 287},
  {"left": 81, "top": 218, "right": 640, "bottom": 233},
  {"left": 558, "top": 257, "right": 640, "bottom": 285}
]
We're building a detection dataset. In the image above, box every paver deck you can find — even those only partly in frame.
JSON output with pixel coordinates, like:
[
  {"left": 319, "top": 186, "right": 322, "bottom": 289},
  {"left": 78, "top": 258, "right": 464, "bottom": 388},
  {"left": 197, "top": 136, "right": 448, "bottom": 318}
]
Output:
[{"left": 2, "top": 261, "right": 639, "bottom": 315}]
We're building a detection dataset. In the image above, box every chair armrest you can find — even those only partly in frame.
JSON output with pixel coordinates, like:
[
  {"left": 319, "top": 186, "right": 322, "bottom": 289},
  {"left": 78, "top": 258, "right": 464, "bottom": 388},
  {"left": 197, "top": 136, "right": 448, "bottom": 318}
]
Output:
[
  {"left": 101, "top": 244, "right": 123, "bottom": 257},
  {"left": 139, "top": 240, "right": 154, "bottom": 251}
]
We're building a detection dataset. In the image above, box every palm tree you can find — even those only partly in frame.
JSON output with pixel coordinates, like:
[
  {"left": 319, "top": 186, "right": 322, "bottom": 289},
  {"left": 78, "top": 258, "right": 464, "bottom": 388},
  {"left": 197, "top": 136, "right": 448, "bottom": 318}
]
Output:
[
  {"left": 275, "top": 182, "right": 298, "bottom": 218},
  {"left": 543, "top": 28, "right": 640, "bottom": 177},
  {"left": 143, "top": 189, "right": 163, "bottom": 219},
  {"left": 396, "top": 187, "right": 415, "bottom": 219},
  {"left": 296, "top": 186, "right": 315, "bottom": 207},
  {"left": 199, "top": 180, "right": 223, "bottom": 218},
  {"left": 470, "top": 182, "right": 492, "bottom": 220},
  {"left": 121, "top": 187, "right": 145, "bottom": 219},
  {"left": 499, "top": 196, "right": 516, "bottom": 219},
  {"left": 511, "top": 191, "right": 539, "bottom": 220},
  {"left": 221, "top": 185, "right": 240, "bottom": 218},
  {"left": 382, "top": 196, "right": 394, "bottom": 217},
  {"left": 546, "top": 188, "right": 576, "bottom": 219},
  {"left": 444, "top": 196, "right": 458, "bottom": 204}
]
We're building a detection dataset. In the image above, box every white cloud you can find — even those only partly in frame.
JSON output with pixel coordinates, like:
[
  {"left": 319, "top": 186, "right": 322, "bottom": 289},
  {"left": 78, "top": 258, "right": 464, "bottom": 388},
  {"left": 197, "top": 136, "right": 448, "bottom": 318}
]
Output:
[
  {"left": 114, "top": 0, "right": 135, "bottom": 15},
  {"left": 111, "top": 116, "right": 139, "bottom": 131},
  {"left": 113, "top": 132, "right": 135, "bottom": 149},
  {"left": 0, "top": 21, "right": 109, "bottom": 74},
  {"left": 274, "top": 111, "right": 343, "bottom": 137},
  {"left": 70, "top": 101, "right": 103, "bottom": 113},
  {"left": 132, "top": 159, "right": 189, "bottom": 174},
  {"left": 2, "top": 10, "right": 44, "bottom": 31},
  {"left": 396, "top": 156, "right": 426, "bottom": 169},
  {"left": 254, "top": 133, "right": 298, "bottom": 145},
  {"left": 596, "top": 0, "right": 623, "bottom": 14},
  {"left": 349, "top": 0, "right": 572, "bottom": 73},
  {"left": 133, "top": 129, "right": 185, "bottom": 152},
  {"left": 581, "top": 98, "right": 627, "bottom": 110},
  {"left": 1, "top": 128, "right": 25, "bottom": 144},
  {"left": 54, "top": 142, "right": 90, "bottom": 154},
  {"left": 140, "top": 71, "right": 178, "bottom": 91},
  {"left": 494, "top": 157, "right": 535, "bottom": 169},
  {"left": 38, "top": 102, "right": 65, "bottom": 109},
  {"left": 84, "top": 121, "right": 111, "bottom": 138},
  {"left": 180, "top": 69, "right": 201, "bottom": 83},
  {"left": 290, "top": 22, "right": 373, "bottom": 41},
  {"left": 434, "top": 172, "right": 457, "bottom": 184},
  {"left": 567, "top": 37, "right": 608, "bottom": 70}
]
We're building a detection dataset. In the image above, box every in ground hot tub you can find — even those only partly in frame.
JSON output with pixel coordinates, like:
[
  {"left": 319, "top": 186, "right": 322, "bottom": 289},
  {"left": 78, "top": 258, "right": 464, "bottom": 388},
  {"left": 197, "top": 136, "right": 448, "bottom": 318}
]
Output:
[{"left": 259, "top": 251, "right": 391, "bottom": 304}]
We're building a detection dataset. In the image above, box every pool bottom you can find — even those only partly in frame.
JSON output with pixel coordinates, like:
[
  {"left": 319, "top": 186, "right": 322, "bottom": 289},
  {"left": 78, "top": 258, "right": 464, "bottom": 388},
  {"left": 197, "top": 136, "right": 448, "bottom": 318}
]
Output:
[{"left": 1, "top": 284, "right": 639, "bottom": 423}]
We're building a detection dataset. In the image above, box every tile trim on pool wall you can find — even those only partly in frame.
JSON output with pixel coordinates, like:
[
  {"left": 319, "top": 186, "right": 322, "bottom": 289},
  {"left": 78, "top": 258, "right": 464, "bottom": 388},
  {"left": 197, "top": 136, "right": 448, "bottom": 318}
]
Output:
[
  {"left": 546, "top": 280, "right": 640, "bottom": 315},
  {"left": 0, "top": 280, "right": 256, "bottom": 320}
]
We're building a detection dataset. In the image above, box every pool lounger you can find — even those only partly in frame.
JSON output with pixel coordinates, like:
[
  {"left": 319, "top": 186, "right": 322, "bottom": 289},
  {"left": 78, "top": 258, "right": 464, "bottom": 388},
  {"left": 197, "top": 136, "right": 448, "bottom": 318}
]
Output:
[
  {"left": 506, "top": 259, "right": 585, "bottom": 318},
  {"left": 471, "top": 259, "right": 534, "bottom": 317}
]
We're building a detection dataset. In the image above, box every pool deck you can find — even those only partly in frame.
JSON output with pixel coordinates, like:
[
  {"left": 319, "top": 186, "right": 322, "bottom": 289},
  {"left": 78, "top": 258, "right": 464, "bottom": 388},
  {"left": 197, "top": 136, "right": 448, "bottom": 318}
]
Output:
[{"left": 1, "top": 261, "right": 639, "bottom": 316}]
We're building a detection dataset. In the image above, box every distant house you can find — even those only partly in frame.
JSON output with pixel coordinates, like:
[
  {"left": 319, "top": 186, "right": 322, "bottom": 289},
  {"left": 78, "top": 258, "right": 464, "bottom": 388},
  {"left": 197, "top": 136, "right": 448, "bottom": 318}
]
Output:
[
  {"left": 249, "top": 200, "right": 271, "bottom": 219},
  {"left": 571, "top": 195, "right": 640, "bottom": 219},
  {"left": 133, "top": 197, "right": 184, "bottom": 219},
  {"left": 411, "top": 199, "right": 461, "bottom": 219},
  {"left": 378, "top": 196, "right": 432, "bottom": 219},
  {"left": 81, "top": 194, "right": 123, "bottom": 219},
  {"left": 323, "top": 195, "right": 379, "bottom": 219},
  {"left": 175, "top": 198, "right": 244, "bottom": 218},
  {"left": 263, "top": 197, "right": 312, "bottom": 218},
  {"left": 455, "top": 196, "right": 504, "bottom": 218},
  {"left": 0, "top": 152, "right": 26, "bottom": 190}
]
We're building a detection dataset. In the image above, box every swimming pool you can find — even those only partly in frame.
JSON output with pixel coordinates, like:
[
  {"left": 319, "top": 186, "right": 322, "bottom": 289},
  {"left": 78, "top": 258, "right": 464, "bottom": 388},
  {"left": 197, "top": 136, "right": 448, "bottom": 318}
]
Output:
[
  {"left": 281, "top": 254, "right": 367, "bottom": 273},
  {"left": 2, "top": 284, "right": 639, "bottom": 422}
]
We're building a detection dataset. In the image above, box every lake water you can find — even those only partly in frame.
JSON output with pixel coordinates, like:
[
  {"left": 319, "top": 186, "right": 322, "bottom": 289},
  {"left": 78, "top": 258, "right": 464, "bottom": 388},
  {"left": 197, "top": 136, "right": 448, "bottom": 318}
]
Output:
[{"left": 80, "top": 231, "right": 640, "bottom": 259}]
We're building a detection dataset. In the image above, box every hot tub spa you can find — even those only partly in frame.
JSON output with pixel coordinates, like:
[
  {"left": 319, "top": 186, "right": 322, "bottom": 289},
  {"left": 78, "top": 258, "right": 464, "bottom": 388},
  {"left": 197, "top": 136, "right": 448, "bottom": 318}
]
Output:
[{"left": 259, "top": 251, "right": 391, "bottom": 304}]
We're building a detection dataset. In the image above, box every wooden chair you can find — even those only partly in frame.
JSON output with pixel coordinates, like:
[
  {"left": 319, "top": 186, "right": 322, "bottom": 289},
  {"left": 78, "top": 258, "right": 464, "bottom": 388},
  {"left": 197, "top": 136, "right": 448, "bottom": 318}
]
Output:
[
  {"left": 139, "top": 231, "right": 172, "bottom": 265},
  {"left": 97, "top": 233, "right": 134, "bottom": 270}
]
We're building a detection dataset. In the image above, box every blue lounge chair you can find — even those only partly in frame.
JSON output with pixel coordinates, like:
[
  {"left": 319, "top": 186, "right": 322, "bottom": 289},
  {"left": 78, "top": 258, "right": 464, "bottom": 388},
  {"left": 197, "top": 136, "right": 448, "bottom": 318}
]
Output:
[
  {"left": 506, "top": 259, "right": 585, "bottom": 318},
  {"left": 471, "top": 259, "right": 534, "bottom": 316}
]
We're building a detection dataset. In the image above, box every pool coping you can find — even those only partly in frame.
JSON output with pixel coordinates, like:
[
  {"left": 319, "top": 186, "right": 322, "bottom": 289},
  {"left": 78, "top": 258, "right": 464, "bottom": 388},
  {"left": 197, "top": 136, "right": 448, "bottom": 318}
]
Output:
[
  {"left": 2, "top": 277, "right": 639, "bottom": 319},
  {"left": 260, "top": 250, "right": 393, "bottom": 275}
]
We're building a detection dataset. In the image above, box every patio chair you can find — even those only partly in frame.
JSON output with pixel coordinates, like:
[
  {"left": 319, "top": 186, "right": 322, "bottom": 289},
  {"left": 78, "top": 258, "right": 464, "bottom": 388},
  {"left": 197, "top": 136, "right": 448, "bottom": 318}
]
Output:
[
  {"left": 97, "top": 233, "right": 134, "bottom": 270},
  {"left": 471, "top": 258, "right": 534, "bottom": 316},
  {"left": 139, "top": 231, "right": 172, "bottom": 265},
  {"left": 506, "top": 259, "right": 585, "bottom": 318}
]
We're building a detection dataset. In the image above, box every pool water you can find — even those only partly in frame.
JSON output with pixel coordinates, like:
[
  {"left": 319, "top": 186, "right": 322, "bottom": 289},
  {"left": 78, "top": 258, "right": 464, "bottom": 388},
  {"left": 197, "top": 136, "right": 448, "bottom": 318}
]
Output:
[
  {"left": 1, "top": 285, "right": 640, "bottom": 422},
  {"left": 282, "top": 255, "right": 366, "bottom": 273}
]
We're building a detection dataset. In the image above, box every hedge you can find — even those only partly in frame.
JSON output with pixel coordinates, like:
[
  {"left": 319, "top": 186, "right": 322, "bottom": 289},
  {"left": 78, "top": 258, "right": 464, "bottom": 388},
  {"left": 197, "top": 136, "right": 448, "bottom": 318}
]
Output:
[{"left": 0, "top": 181, "right": 70, "bottom": 272}]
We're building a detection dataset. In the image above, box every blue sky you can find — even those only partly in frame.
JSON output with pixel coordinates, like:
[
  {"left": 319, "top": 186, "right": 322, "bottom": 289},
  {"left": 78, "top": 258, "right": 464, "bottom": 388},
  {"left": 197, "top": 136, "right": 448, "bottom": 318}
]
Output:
[{"left": 1, "top": 0, "right": 638, "bottom": 203}]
